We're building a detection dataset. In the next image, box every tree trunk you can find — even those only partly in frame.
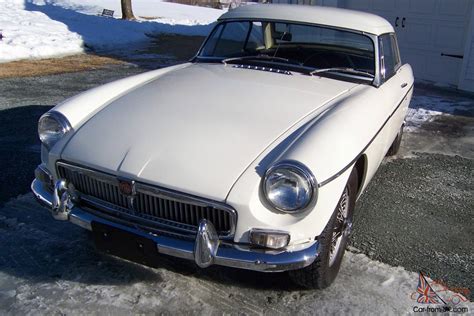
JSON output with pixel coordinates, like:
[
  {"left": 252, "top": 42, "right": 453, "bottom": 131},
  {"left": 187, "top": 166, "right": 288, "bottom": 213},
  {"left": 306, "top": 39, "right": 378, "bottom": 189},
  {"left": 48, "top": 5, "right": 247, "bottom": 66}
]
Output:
[{"left": 121, "top": 0, "right": 135, "bottom": 20}]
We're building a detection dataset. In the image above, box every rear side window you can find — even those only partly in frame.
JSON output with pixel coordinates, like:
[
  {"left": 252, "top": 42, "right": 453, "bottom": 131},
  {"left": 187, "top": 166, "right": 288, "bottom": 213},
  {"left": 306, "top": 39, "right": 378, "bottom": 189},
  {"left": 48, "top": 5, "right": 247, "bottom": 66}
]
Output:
[{"left": 379, "top": 33, "right": 401, "bottom": 81}]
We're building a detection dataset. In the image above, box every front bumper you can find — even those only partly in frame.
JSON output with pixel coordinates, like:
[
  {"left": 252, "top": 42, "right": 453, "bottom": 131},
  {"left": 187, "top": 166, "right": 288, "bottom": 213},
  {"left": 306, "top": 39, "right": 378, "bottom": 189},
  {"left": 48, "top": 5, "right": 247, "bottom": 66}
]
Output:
[{"left": 31, "top": 178, "right": 319, "bottom": 272}]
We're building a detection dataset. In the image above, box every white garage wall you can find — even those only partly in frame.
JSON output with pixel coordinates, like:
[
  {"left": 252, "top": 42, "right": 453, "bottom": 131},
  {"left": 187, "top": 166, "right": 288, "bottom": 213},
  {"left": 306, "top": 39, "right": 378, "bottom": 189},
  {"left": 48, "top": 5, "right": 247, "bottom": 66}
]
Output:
[
  {"left": 311, "top": 0, "right": 474, "bottom": 92},
  {"left": 458, "top": 5, "right": 474, "bottom": 92}
]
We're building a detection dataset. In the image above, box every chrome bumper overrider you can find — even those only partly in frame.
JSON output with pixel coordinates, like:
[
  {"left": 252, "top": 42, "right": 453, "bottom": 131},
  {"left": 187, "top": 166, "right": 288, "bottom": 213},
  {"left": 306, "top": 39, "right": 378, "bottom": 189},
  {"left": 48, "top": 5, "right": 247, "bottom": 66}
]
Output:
[{"left": 31, "top": 178, "right": 319, "bottom": 272}]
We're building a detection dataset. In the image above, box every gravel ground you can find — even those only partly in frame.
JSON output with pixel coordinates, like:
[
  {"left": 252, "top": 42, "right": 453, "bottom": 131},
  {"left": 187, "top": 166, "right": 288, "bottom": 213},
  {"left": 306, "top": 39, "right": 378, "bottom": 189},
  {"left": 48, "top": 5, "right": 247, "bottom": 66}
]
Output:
[
  {"left": 0, "top": 47, "right": 473, "bottom": 312},
  {"left": 351, "top": 153, "right": 474, "bottom": 299}
]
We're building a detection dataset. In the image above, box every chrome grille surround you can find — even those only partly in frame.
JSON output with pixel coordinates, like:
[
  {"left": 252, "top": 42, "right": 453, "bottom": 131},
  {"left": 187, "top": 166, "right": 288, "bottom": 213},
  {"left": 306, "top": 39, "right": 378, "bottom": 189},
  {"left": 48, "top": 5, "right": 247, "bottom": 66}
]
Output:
[{"left": 56, "top": 161, "right": 237, "bottom": 239}]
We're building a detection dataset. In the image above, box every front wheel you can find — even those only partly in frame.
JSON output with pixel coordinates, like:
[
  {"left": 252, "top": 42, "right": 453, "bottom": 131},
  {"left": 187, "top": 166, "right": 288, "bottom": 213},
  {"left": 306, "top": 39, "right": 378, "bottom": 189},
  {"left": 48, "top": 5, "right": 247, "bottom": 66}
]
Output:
[{"left": 289, "top": 168, "right": 358, "bottom": 289}]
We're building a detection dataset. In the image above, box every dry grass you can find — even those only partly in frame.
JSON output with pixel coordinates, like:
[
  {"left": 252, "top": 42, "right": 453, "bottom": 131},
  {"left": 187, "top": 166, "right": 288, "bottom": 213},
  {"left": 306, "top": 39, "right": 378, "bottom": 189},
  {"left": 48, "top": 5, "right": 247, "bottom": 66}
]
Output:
[
  {"left": 0, "top": 54, "right": 125, "bottom": 79},
  {"left": 164, "top": 0, "right": 221, "bottom": 8},
  {"left": 139, "top": 16, "right": 162, "bottom": 20}
]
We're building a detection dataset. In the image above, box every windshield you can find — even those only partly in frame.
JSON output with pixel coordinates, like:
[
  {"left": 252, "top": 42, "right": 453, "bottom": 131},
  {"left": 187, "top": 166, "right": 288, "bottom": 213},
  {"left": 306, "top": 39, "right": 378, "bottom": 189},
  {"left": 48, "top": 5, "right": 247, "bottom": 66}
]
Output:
[{"left": 197, "top": 20, "right": 375, "bottom": 79}]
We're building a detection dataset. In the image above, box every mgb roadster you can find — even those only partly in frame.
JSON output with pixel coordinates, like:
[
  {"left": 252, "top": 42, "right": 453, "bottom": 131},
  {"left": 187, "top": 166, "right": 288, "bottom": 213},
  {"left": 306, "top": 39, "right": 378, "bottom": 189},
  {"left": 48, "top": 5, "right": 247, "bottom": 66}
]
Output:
[{"left": 32, "top": 4, "right": 413, "bottom": 288}]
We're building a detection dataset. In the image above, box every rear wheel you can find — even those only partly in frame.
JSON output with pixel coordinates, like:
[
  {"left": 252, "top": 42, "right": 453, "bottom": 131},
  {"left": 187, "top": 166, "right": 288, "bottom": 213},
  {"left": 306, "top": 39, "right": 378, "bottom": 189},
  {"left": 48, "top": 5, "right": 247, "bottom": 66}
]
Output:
[
  {"left": 386, "top": 125, "right": 404, "bottom": 156},
  {"left": 289, "top": 168, "right": 358, "bottom": 289}
]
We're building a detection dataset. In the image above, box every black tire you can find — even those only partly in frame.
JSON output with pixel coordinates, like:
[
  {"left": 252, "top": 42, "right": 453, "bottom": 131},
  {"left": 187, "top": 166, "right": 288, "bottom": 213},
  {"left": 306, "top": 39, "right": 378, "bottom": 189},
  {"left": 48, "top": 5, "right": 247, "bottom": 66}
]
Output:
[
  {"left": 289, "top": 168, "right": 358, "bottom": 289},
  {"left": 386, "top": 125, "right": 403, "bottom": 156}
]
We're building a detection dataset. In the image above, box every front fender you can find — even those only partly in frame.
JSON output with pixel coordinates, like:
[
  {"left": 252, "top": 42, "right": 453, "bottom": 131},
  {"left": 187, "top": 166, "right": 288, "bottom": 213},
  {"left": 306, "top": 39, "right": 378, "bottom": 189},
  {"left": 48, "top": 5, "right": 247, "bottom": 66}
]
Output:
[
  {"left": 226, "top": 155, "right": 353, "bottom": 245},
  {"left": 226, "top": 84, "right": 390, "bottom": 245}
]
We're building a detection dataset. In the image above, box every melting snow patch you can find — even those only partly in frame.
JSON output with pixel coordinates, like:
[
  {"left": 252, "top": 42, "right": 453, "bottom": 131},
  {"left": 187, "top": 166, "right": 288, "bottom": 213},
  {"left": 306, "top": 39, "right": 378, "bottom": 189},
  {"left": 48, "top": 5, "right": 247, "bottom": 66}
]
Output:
[
  {"left": 405, "top": 107, "right": 443, "bottom": 132},
  {"left": 405, "top": 94, "right": 472, "bottom": 132}
]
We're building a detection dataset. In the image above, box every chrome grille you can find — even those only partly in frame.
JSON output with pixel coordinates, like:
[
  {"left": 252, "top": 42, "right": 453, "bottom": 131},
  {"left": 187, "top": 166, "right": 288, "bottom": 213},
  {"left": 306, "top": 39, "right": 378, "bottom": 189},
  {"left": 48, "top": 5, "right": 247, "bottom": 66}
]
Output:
[{"left": 57, "top": 162, "right": 236, "bottom": 237}]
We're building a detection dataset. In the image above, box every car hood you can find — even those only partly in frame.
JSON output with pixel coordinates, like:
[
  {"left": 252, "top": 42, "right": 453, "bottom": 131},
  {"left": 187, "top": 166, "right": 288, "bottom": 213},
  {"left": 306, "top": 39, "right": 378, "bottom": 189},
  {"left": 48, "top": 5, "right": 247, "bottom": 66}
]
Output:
[{"left": 61, "top": 63, "right": 356, "bottom": 201}]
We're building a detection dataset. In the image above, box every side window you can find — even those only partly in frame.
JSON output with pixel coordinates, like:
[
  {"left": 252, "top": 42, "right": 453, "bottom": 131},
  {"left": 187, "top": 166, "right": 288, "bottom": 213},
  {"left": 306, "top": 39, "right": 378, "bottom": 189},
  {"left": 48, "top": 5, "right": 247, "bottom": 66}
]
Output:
[
  {"left": 201, "top": 23, "right": 224, "bottom": 56},
  {"left": 379, "top": 33, "right": 401, "bottom": 81},
  {"left": 201, "top": 22, "right": 250, "bottom": 57},
  {"left": 391, "top": 34, "right": 401, "bottom": 68}
]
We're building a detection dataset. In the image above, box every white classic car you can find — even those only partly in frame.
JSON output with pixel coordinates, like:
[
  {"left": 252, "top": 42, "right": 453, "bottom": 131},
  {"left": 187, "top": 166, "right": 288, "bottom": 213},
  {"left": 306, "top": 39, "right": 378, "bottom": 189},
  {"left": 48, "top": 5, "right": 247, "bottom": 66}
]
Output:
[{"left": 32, "top": 4, "right": 413, "bottom": 288}]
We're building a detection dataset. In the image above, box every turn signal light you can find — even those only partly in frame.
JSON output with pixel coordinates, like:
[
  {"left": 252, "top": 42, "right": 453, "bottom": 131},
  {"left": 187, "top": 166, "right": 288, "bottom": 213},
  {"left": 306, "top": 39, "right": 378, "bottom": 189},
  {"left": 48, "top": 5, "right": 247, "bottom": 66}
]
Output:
[{"left": 249, "top": 229, "right": 290, "bottom": 249}]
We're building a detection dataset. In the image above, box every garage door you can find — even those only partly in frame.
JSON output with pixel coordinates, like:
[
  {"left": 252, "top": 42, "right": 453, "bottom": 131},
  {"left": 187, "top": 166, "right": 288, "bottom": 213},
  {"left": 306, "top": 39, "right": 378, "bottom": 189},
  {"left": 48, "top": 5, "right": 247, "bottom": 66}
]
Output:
[{"left": 340, "top": 0, "right": 473, "bottom": 86}]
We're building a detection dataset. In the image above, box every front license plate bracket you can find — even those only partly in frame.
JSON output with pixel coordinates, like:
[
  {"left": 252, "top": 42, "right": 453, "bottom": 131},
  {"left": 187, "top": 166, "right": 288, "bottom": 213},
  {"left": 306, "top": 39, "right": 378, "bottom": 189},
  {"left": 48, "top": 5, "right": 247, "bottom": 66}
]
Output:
[{"left": 91, "top": 221, "right": 161, "bottom": 268}]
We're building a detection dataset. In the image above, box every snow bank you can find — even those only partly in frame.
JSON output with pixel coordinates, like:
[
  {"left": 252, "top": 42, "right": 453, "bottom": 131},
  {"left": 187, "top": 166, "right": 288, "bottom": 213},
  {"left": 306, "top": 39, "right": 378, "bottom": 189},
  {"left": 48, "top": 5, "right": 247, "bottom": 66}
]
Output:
[
  {"left": 0, "top": 0, "right": 222, "bottom": 62},
  {"left": 45, "top": 0, "right": 222, "bottom": 24},
  {"left": 0, "top": 0, "right": 83, "bottom": 62}
]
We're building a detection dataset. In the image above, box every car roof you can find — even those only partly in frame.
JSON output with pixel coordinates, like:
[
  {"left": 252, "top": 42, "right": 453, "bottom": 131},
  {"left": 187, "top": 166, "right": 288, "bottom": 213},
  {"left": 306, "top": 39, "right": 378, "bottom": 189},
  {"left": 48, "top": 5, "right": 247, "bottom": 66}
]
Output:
[{"left": 219, "top": 4, "right": 394, "bottom": 35}]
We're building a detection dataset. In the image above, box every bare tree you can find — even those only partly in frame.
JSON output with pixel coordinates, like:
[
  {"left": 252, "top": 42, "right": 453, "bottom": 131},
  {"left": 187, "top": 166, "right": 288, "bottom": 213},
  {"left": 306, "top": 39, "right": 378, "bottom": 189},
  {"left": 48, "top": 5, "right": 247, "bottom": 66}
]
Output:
[{"left": 121, "top": 0, "right": 135, "bottom": 20}]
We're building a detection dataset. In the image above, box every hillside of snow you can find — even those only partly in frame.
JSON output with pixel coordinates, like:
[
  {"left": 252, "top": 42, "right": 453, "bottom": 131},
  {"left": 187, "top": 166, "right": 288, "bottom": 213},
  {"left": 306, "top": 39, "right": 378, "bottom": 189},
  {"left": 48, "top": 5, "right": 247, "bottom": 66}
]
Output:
[{"left": 0, "top": 0, "right": 222, "bottom": 62}]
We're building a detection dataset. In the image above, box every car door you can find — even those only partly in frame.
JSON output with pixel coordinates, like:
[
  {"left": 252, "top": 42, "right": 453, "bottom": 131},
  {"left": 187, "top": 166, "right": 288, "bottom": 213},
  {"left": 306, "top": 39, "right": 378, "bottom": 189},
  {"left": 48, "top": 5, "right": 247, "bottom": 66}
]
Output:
[
  {"left": 361, "top": 33, "right": 413, "bottom": 189},
  {"left": 377, "top": 33, "right": 413, "bottom": 154}
]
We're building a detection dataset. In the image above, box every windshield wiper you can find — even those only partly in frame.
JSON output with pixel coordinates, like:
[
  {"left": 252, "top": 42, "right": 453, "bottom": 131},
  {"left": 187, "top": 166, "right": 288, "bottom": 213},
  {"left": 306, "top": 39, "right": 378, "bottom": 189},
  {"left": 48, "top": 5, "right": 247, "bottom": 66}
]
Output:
[
  {"left": 222, "top": 55, "right": 294, "bottom": 65},
  {"left": 310, "top": 67, "right": 375, "bottom": 78}
]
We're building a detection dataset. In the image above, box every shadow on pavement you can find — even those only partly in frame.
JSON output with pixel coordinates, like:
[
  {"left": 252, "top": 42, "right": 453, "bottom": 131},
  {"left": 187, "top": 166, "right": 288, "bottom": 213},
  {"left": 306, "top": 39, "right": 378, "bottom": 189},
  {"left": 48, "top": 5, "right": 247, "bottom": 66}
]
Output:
[
  {"left": 0, "top": 105, "right": 51, "bottom": 207},
  {"left": 0, "top": 193, "right": 298, "bottom": 289},
  {"left": 0, "top": 108, "right": 295, "bottom": 289}
]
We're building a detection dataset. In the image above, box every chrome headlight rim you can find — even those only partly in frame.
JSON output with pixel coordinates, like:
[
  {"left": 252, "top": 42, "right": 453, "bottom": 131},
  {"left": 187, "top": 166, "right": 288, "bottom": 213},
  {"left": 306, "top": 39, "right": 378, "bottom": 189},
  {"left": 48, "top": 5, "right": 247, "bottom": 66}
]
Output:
[
  {"left": 262, "top": 160, "right": 318, "bottom": 214},
  {"left": 38, "top": 111, "right": 72, "bottom": 149}
]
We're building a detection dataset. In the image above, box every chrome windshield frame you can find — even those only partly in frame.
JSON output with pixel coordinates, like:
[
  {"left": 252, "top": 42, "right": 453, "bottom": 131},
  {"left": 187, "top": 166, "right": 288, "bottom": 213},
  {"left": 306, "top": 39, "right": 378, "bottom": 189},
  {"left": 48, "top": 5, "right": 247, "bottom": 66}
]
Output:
[{"left": 191, "top": 19, "right": 381, "bottom": 87}]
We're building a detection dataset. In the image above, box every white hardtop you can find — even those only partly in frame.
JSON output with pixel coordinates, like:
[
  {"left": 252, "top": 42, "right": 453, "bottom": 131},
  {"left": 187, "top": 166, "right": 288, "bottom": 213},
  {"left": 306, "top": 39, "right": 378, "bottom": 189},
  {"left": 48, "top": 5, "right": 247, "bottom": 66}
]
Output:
[{"left": 219, "top": 4, "right": 394, "bottom": 35}]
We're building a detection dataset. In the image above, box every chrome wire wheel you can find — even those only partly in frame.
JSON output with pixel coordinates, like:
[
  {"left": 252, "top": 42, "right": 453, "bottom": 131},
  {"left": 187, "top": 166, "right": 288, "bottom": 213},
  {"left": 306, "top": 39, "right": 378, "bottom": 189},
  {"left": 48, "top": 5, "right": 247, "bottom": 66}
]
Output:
[
  {"left": 328, "top": 187, "right": 350, "bottom": 267},
  {"left": 289, "top": 168, "right": 358, "bottom": 289}
]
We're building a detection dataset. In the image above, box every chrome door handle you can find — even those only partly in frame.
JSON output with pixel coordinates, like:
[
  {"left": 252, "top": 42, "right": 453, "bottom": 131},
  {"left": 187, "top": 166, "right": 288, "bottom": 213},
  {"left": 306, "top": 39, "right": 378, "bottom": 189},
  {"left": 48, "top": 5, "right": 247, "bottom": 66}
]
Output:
[{"left": 401, "top": 83, "right": 408, "bottom": 88}]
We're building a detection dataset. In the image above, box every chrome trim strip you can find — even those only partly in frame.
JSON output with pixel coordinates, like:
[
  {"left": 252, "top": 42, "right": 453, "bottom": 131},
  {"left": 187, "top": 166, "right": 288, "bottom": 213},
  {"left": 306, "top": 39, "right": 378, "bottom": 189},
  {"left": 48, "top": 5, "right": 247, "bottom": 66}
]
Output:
[
  {"left": 34, "top": 165, "right": 53, "bottom": 186},
  {"left": 232, "top": 64, "right": 293, "bottom": 75},
  {"left": 318, "top": 84, "right": 414, "bottom": 187},
  {"left": 158, "top": 242, "right": 194, "bottom": 260},
  {"left": 69, "top": 210, "right": 92, "bottom": 231},
  {"left": 56, "top": 161, "right": 238, "bottom": 239},
  {"left": 31, "top": 178, "right": 319, "bottom": 273},
  {"left": 31, "top": 179, "right": 53, "bottom": 208}
]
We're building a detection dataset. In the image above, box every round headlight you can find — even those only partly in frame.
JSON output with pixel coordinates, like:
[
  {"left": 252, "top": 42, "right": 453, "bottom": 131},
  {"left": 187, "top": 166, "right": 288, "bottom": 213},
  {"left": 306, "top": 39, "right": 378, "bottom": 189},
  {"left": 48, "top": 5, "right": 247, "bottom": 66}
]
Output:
[
  {"left": 38, "top": 111, "right": 71, "bottom": 149},
  {"left": 263, "top": 161, "right": 317, "bottom": 213}
]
